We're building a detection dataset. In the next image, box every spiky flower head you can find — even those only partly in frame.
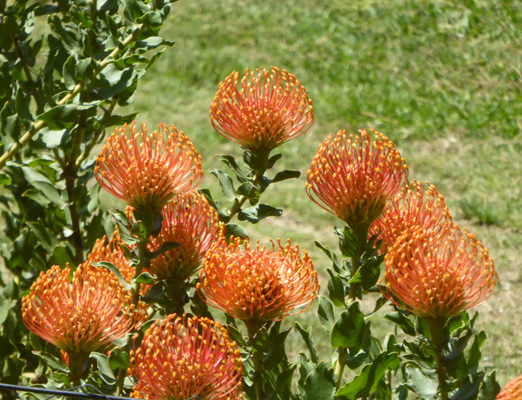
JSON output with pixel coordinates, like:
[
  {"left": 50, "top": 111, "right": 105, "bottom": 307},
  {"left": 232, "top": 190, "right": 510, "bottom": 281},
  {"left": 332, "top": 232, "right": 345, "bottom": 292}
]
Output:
[
  {"left": 496, "top": 374, "right": 522, "bottom": 400},
  {"left": 382, "top": 224, "right": 496, "bottom": 319},
  {"left": 21, "top": 263, "right": 146, "bottom": 354},
  {"left": 306, "top": 129, "right": 408, "bottom": 229},
  {"left": 129, "top": 314, "right": 243, "bottom": 400},
  {"left": 95, "top": 122, "right": 203, "bottom": 210},
  {"left": 369, "top": 180, "right": 453, "bottom": 253},
  {"left": 210, "top": 66, "right": 314, "bottom": 152},
  {"left": 146, "top": 192, "right": 224, "bottom": 281},
  {"left": 198, "top": 238, "right": 319, "bottom": 322}
]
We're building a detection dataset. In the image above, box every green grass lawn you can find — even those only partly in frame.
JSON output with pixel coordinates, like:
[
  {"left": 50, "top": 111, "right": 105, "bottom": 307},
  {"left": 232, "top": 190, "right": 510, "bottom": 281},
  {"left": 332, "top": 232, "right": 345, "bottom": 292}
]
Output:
[{"left": 127, "top": 0, "right": 522, "bottom": 386}]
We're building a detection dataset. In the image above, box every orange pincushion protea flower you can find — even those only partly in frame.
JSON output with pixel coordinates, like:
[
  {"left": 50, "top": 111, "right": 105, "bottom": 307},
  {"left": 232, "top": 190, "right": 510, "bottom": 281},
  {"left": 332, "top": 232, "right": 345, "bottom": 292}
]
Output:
[
  {"left": 496, "top": 374, "right": 522, "bottom": 400},
  {"left": 95, "top": 122, "right": 203, "bottom": 210},
  {"left": 306, "top": 129, "right": 408, "bottom": 228},
  {"left": 210, "top": 66, "right": 314, "bottom": 152},
  {"left": 129, "top": 314, "right": 243, "bottom": 400},
  {"left": 21, "top": 263, "right": 146, "bottom": 354},
  {"left": 146, "top": 192, "right": 224, "bottom": 281},
  {"left": 382, "top": 225, "right": 496, "bottom": 319},
  {"left": 369, "top": 180, "right": 453, "bottom": 253},
  {"left": 197, "top": 238, "right": 319, "bottom": 322}
]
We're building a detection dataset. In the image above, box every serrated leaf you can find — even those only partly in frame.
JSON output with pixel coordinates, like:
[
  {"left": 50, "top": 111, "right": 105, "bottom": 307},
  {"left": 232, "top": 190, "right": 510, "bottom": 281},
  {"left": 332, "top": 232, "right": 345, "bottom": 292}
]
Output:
[
  {"left": 108, "top": 348, "right": 130, "bottom": 371},
  {"left": 146, "top": 241, "right": 179, "bottom": 260},
  {"left": 271, "top": 169, "right": 301, "bottom": 183},
  {"left": 262, "top": 329, "right": 290, "bottom": 370},
  {"left": 317, "top": 296, "right": 335, "bottom": 331},
  {"left": 238, "top": 204, "right": 282, "bottom": 223},
  {"left": 132, "top": 272, "right": 156, "bottom": 285},
  {"left": 210, "top": 169, "right": 236, "bottom": 201},
  {"left": 385, "top": 311, "right": 416, "bottom": 336},
  {"left": 92, "top": 261, "right": 132, "bottom": 291},
  {"left": 315, "top": 241, "right": 342, "bottom": 273},
  {"left": 90, "top": 352, "right": 116, "bottom": 385},
  {"left": 224, "top": 223, "right": 248, "bottom": 239},
  {"left": 404, "top": 364, "right": 439, "bottom": 400},
  {"left": 295, "top": 321, "right": 318, "bottom": 364},
  {"left": 216, "top": 154, "right": 248, "bottom": 182},
  {"left": 336, "top": 352, "right": 400, "bottom": 399},
  {"left": 300, "top": 362, "right": 336, "bottom": 400},
  {"left": 327, "top": 269, "right": 346, "bottom": 308},
  {"left": 478, "top": 371, "right": 500, "bottom": 400},
  {"left": 331, "top": 302, "right": 365, "bottom": 351}
]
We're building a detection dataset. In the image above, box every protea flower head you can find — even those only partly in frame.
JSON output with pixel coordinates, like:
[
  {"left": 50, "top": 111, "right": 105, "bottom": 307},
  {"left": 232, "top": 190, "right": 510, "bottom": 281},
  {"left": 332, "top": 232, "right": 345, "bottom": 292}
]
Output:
[
  {"left": 95, "top": 122, "right": 203, "bottom": 210},
  {"left": 382, "top": 224, "right": 497, "bottom": 319},
  {"left": 369, "top": 180, "right": 454, "bottom": 253},
  {"left": 496, "top": 374, "right": 522, "bottom": 400},
  {"left": 306, "top": 129, "right": 408, "bottom": 229},
  {"left": 21, "top": 263, "right": 146, "bottom": 355},
  {"left": 146, "top": 192, "right": 224, "bottom": 281},
  {"left": 197, "top": 237, "right": 319, "bottom": 322},
  {"left": 210, "top": 66, "right": 314, "bottom": 153},
  {"left": 129, "top": 314, "right": 243, "bottom": 400}
]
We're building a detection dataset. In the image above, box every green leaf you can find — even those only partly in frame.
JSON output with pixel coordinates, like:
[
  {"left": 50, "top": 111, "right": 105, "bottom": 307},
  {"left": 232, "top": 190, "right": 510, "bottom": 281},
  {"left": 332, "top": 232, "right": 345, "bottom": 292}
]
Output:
[
  {"left": 90, "top": 352, "right": 116, "bottom": 385},
  {"left": 238, "top": 204, "right": 282, "bottom": 223},
  {"left": 317, "top": 295, "right": 335, "bottom": 331},
  {"left": 38, "top": 104, "right": 96, "bottom": 130},
  {"left": 405, "top": 364, "right": 439, "bottom": 400},
  {"left": 467, "top": 331, "right": 487, "bottom": 372},
  {"left": 315, "top": 241, "right": 342, "bottom": 273},
  {"left": 451, "top": 373, "right": 485, "bottom": 400},
  {"left": 108, "top": 348, "right": 130, "bottom": 371},
  {"left": 336, "top": 226, "right": 358, "bottom": 259},
  {"left": 359, "top": 255, "right": 384, "bottom": 290},
  {"left": 295, "top": 321, "right": 318, "bottom": 364},
  {"left": 146, "top": 241, "right": 179, "bottom": 260},
  {"left": 271, "top": 169, "right": 301, "bottom": 183},
  {"left": 224, "top": 223, "right": 248, "bottom": 239},
  {"left": 262, "top": 329, "right": 290, "bottom": 370},
  {"left": 210, "top": 169, "right": 236, "bottom": 201},
  {"left": 327, "top": 269, "right": 346, "bottom": 308},
  {"left": 478, "top": 371, "right": 500, "bottom": 400},
  {"left": 331, "top": 302, "right": 366, "bottom": 351},
  {"left": 267, "top": 153, "right": 282, "bottom": 169},
  {"left": 385, "top": 311, "right": 416, "bottom": 336},
  {"left": 300, "top": 362, "right": 337, "bottom": 400},
  {"left": 92, "top": 261, "right": 132, "bottom": 291},
  {"left": 39, "top": 128, "right": 68, "bottom": 148},
  {"left": 216, "top": 154, "right": 248, "bottom": 182},
  {"left": 132, "top": 272, "right": 156, "bottom": 285},
  {"left": 142, "top": 281, "right": 166, "bottom": 303},
  {"left": 336, "top": 352, "right": 399, "bottom": 399},
  {"left": 0, "top": 298, "right": 16, "bottom": 325},
  {"left": 33, "top": 351, "right": 68, "bottom": 373},
  {"left": 30, "top": 181, "right": 66, "bottom": 207},
  {"left": 0, "top": 172, "right": 12, "bottom": 185}
]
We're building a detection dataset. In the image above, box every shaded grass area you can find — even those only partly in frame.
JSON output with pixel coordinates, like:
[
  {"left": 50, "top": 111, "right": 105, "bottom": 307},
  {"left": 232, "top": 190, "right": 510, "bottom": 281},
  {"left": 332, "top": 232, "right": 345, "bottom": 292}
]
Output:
[{"left": 127, "top": 0, "right": 522, "bottom": 385}]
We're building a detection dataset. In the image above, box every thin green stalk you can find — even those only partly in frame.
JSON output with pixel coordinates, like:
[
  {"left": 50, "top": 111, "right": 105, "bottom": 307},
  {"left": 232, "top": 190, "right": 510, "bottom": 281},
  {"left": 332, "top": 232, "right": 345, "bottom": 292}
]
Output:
[
  {"left": 427, "top": 317, "right": 449, "bottom": 400},
  {"left": 245, "top": 319, "right": 264, "bottom": 400},
  {"left": 115, "top": 234, "right": 148, "bottom": 396}
]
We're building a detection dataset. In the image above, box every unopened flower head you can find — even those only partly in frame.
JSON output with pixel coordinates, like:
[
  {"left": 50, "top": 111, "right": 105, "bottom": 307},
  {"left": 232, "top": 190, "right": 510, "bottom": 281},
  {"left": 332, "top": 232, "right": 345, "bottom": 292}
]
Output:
[
  {"left": 496, "top": 374, "right": 522, "bottom": 400},
  {"left": 146, "top": 192, "right": 224, "bottom": 281},
  {"left": 198, "top": 238, "right": 319, "bottom": 322},
  {"left": 21, "top": 263, "right": 146, "bottom": 354},
  {"left": 95, "top": 122, "right": 203, "bottom": 210},
  {"left": 129, "top": 314, "right": 243, "bottom": 400},
  {"left": 369, "top": 180, "right": 453, "bottom": 253},
  {"left": 306, "top": 129, "right": 408, "bottom": 228},
  {"left": 382, "top": 225, "right": 496, "bottom": 319},
  {"left": 210, "top": 66, "right": 314, "bottom": 152}
]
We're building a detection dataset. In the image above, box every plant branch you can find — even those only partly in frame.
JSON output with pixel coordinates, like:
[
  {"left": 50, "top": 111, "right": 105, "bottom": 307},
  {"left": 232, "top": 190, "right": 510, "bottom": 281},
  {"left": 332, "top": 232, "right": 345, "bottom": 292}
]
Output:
[{"left": 0, "top": 23, "right": 145, "bottom": 170}]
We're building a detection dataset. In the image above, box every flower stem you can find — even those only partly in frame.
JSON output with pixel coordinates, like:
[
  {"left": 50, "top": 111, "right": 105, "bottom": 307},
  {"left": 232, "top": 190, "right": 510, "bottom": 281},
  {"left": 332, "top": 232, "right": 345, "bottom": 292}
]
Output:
[
  {"left": 245, "top": 319, "right": 265, "bottom": 400},
  {"left": 114, "top": 227, "right": 148, "bottom": 396},
  {"left": 427, "top": 317, "right": 449, "bottom": 400}
]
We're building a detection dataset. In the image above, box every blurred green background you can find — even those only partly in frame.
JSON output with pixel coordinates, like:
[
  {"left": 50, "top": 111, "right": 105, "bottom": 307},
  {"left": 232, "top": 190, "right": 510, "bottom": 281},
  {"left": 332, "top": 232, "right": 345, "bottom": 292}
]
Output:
[{"left": 125, "top": 0, "right": 522, "bottom": 386}]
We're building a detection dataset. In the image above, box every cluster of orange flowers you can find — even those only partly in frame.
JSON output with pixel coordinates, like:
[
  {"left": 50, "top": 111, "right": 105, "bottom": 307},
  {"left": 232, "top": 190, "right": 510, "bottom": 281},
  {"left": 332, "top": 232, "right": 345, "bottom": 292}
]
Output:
[{"left": 21, "top": 66, "right": 507, "bottom": 399}]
